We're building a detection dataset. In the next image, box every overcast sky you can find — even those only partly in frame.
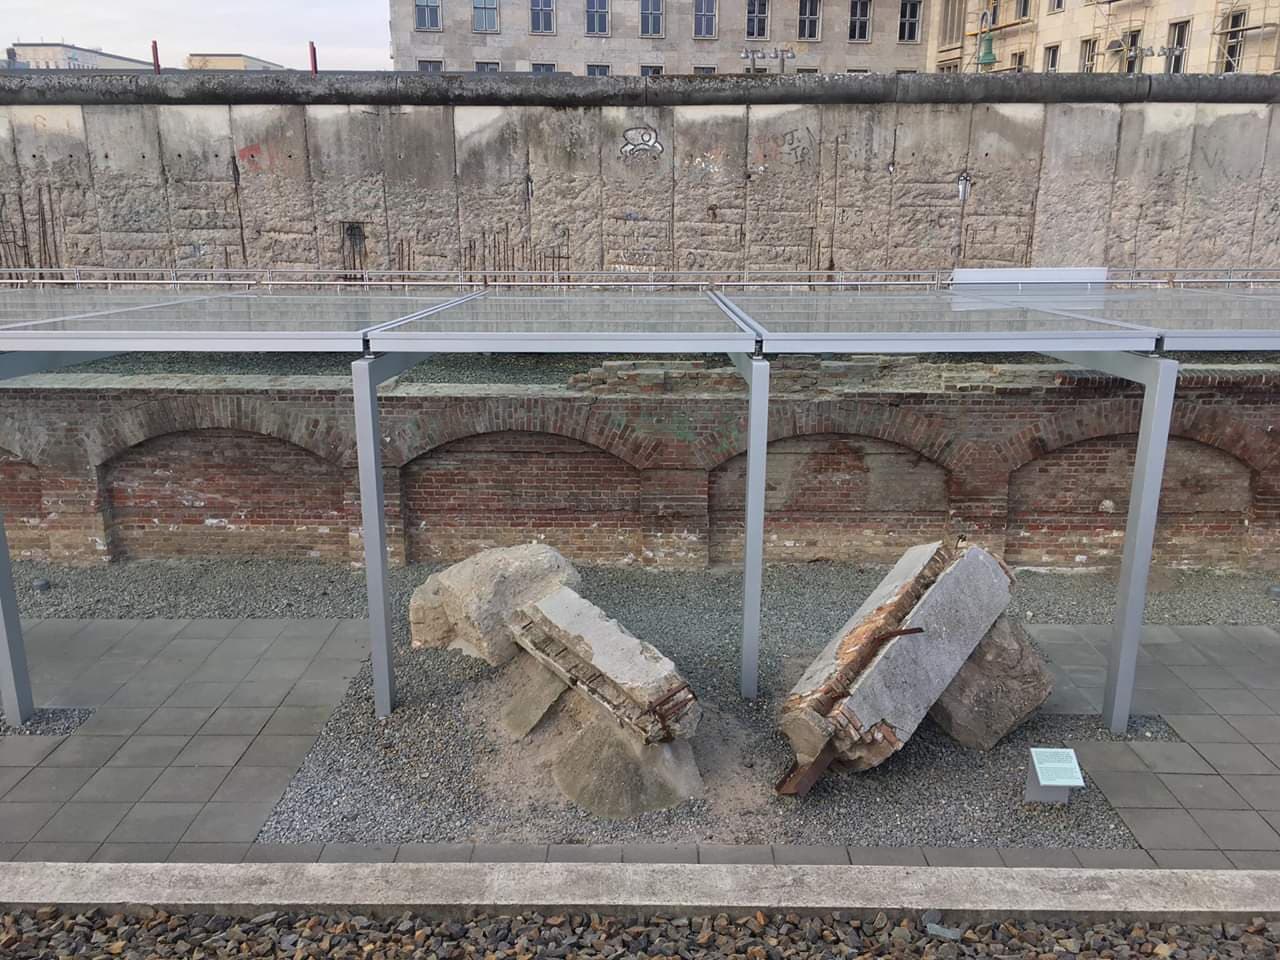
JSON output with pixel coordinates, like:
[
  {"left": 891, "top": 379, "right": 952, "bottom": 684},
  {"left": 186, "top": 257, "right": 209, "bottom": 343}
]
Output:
[{"left": 8, "top": 1, "right": 391, "bottom": 70}]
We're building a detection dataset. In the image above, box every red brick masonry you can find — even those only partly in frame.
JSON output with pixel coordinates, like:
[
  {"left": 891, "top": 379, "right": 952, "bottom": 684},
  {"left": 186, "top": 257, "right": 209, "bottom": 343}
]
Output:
[{"left": 1, "top": 365, "right": 1277, "bottom": 569}]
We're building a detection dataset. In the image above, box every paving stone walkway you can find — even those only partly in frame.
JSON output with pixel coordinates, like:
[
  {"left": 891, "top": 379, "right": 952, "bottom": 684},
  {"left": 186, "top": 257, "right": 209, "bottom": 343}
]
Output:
[{"left": 2, "top": 618, "right": 1279, "bottom": 866}]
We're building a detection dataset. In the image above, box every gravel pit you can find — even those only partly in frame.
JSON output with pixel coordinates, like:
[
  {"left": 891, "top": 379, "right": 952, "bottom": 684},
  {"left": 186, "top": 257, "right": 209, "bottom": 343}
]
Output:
[{"left": 0, "top": 707, "right": 92, "bottom": 738}]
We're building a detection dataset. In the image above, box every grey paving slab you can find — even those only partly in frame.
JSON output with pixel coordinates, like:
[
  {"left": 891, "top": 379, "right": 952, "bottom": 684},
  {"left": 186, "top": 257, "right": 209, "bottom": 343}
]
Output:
[
  {"left": 922, "top": 847, "right": 1004, "bottom": 867},
  {"left": 1163, "top": 714, "right": 1248, "bottom": 743},
  {"left": 278, "top": 619, "right": 340, "bottom": 640},
  {"left": 471, "top": 843, "right": 548, "bottom": 863},
  {"left": 243, "top": 843, "right": 324, "bottom": 863},
  {"left": 774, "top": 845, "right": 851, "bottom": 865},
  {"left": 199, "top": 707, "right": 274, "bottom": 737},
  {"left": 104, "top": 679, "right": 183, "bottom": 708},
  {"left": 238, "top": 735, "right": 316, "bottom": 767},
  {"left": 1134, "top": 663, "right": 1192, "bottom": 690},
  {"left": 1189, "top": 809, "right": 1280, "bottom": 850},
  {"left": 621, "top": 843, "right": 698, "bottom": 864},
  {"left": 228, "top": 619, "right": 293, "bottom": 640},
  {"left": 846, "top": 846, "right": 928, "bottom": 866},
  {"left": 282, "top": 680, "right": 353, "bottom": 707},
  {"left": 75, "top": 620, "right": 141, "bottom": 641},
  {"left": 161, "top": 637, "right": 224, "bottom": 661},
  {"left": 71, "top": 768, "right": 163, "bottom": 803},
  {"left": 0, "top": 767, "right": 29, "bottom": 796},
  {"left": 1063, "top": 666, "right": 1107, "bottom": 687},
  {"left": 187, "top": 658, "right": 258, "bottom": 684},
  {"left": 169, "top": 843, "right": 250, "bottom": 863},
  {"left": 42, "top": 736, "right": 124, "bottom": 768},
  {"left": 1038, "top": 642, "right": 1106, "bottom": 667},
  {"left": 319, "top": 843, "right": 398, "bottom": 863},
  {"left": 329, "top": 619, "right": 370, "bottom": 643},
  {"left": 1147, "top": 643, "right": 1210, "bottom": 667},
  {"left": 177, "top": 619, "right": 243, "bottom": 640},
  {"left": 75, "top": 708, "right": 154, "bottom": 737},
  {"left": 1072, "top": 848, "right": 1156, "bottom": 869},
  {"left": 1260, "top": 690, "right": 1280, "bottom": 711},
  {"left": 298, "top": 660, "right": 362, "bottom": 683},
  {"left": 1198, "top": 688, "right": 1276, "bottom": 716},
  {"left": 0, "top": 842, "right": 20, "bottom": 860},
  {"left": 15, "top": 842, "right": 100, "bottom": 862},
  {"left": 105, "top": 735, "right": 189, "bottom": 767},
  {"left": 120, "top": 620, "right": 190, "bottom": 640},
  {"left": 1066, "top": 741, "right": 1146, "bottom": 772},
  {"left": 164, "top": 682, "right": 238, "bottom": 709},
  {"left": 246, "top": 660, "right": 312, "bottom": 683},
  {"left": 1117, "top": 809, "right": 1215, "bottom": 850},
  {"left": 211, "top": 765, "right": 296, "bottom": 803},
  {"left": 1158, "top": 774, "right": 1250, "bottom": 810},
  {"left": 997, "top": 848, "right": 1081, "bottom": 867},
  {"left": 108, "top": 631, "right": 182, "bottom": 659},
  {"left": 1131, "top": 688, "right": 1215, "bottom": 716},
  {"left": 261, "top": 706, "right": 333, "bottom": 736},
  {"left": 41, "top": 678, "right": 125, "bottom": 708},
  {"left": 1193, "top": 742, "right": 1280, "bottom": 775},
  {"left": 0, "top": 802, "right": 61, "bottom": 842},
  {"left": 2, "top": 767, "right": 96, "bottom": 803},
  {"left": 137, "top": 707, "right": 217, "bottom": 736},
  {"left": 317, "top": 632, "right": 369, "bottom": 660},
  {"left": 1148, "top": 849, "right": 1236, "bottom": 869},
  {"left": 699, "top": 844, "right": 774, "bottom": 864},
  {"left": 396, "top": 843, "right": 474, "bottom": 863},
  {"left": 1228, "top": 850, "right": 1280, "bottom": 868},
  {"left": 23, "top": 620, "right": 90, "bottom": 641},
  {"left": 547, "top": 844, "right": 623, "bottom": 863},
  {"left": 181, "top": 802, "right": 276, "bottom": 843},
  {"left": 223, "top": 681, "right": 294, "bottom": 709},
  {"left": 32, "top": 802, "right": 131, "bottom": 843},
  {"left": 267, "top": 635, "right": 330, "bottom": 660},
  {"left": 214, "top": 637, "right": 277, "bottom": 660},
  {"left": 171, "top": 735, "right": 253, "bottom": 767},
  {"left": 1230, "top": 666, "right": 1280, "bottom": 691},
  {"left": 1089, "top": 770, "right": 1180, "bottom": 808},
  {"left": 142, "top": 767, "right": 232, "bottom": 803},
  {"left": 1139, "top": 625, "right": 1184, "bottom": 645},
  {"left": 1169, "top": 665, "right": 1243, "bottom": 689},
  {"left": 108, "top": 803, "right": 205, "bottom": 843},
  {"left": 1223, "top": 775, "right": 1280, "bottom": 811},
  {"left": 1027, "top": 625, "right": 1088, "bottom": 645},
  {"left": 1226, "top": 716, "right": 1280, "bottom": 742},
  {"left": 1226, "top": 625, "right": 1280, "bottom": 648},
  {"left": 75, "top": 658, "right": 151, "bottom": 687},
  {"left": 92, "top": 842, "right": 176, "bottom": 862},
  {"left": 1259, "top": 743, "right": 1280, "bottom": 768},
  {"left": 1129, "top": 742, "right": 1215, "bottom": 774}
]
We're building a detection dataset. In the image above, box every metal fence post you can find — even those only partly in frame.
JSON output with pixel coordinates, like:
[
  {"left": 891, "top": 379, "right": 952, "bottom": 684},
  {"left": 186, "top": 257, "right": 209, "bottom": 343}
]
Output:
[
  {"left": 0, "top": 518, "right": 34, "bottom": 726},
  {"left": 740, "top": 355, "right": 770, "bottom": 699}
]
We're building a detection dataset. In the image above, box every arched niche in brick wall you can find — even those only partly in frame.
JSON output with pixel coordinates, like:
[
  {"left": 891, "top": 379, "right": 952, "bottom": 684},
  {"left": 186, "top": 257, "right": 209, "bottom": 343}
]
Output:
[
  {"left": 1005, "top": 434, "right": 1255, "bottom": 569},
  {"left": 100, "top": 428, "right": 349, "bottom": 561},
  {"left": 0, "top": 445, "right": 45, "bottom": 560},
  {"left": 707, "top": 433, "right": 951, "bottom": 565},
  {"left": 400, "top": 430, "right": 649, "bottom": 565}
]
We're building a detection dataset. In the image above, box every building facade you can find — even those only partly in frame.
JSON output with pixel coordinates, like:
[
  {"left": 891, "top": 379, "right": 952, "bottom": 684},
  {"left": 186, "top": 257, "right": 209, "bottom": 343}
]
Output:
[
  {"left": 389, "top": 0, "right": 932, "bottom": 74},
  {"left": 5, "top": 42, "right": 153, "bottom": 70},
  {"left": 926, "top": 0, "right": 1279, "bottom": 72},
  {"left": 185, "top": 53, "right": 286, "bottom": 70}
]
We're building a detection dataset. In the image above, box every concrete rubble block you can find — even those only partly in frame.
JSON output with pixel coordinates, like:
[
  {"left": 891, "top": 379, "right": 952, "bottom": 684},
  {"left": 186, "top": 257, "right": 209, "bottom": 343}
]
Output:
[
  {"left": 779, "top": 540, "right": 1013, "bottom": 790},
  {"left": 499, "top": 655, "right": 569, "bottom": 741},
  {"left": 517, "top": 586, "right": 701, "bottom": 742},
  {"left": 408, "top": 543, "right": 581, "bottom": 665},
  {"left": 929, "top": 614, "right": 1054, "bottom": 752},
  {"left": 551, "top": 713, "right": 704, "bottom": 819}
]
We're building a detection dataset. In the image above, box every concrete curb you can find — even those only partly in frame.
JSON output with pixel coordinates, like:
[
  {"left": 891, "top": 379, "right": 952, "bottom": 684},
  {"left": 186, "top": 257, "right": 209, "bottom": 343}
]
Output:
[{"left": 1, "top": 862, "right": 1278, "bottom": 921}]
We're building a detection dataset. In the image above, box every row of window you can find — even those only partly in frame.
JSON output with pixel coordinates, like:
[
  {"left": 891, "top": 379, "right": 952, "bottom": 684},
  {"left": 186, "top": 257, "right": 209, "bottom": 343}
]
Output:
[
  {"left": 417, "top": 59, "right": 912, "bottom": 72},
  {"left": 416, "top": 0, "right": 921, "bottom": 42}
]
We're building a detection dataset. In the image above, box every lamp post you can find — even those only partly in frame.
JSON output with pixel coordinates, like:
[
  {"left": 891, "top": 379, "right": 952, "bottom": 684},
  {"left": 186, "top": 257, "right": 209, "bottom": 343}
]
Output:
[{"left": 740, "top": 45, "right": 796, "bottom": 73}]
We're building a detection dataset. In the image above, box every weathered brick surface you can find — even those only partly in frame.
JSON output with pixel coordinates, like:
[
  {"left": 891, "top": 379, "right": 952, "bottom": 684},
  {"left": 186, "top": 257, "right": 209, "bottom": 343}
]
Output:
[{"left": 0, "top": 368, "right": 1277, "bottom": 570}]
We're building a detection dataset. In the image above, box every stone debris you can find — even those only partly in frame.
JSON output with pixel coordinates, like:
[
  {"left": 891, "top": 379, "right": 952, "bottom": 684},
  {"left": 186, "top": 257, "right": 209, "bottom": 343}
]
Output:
[
  {"left": 498, "top": 659, "right": 569, "bottom": 741},
  {"left": 408, "top": 543, "right": 579, "bottom": 665},
  {"left": 929, "top": 614, "right": 1055, "bottom": 751},
  {"left": 778, "top": 540, "right": 1013, "bottom": 792}
]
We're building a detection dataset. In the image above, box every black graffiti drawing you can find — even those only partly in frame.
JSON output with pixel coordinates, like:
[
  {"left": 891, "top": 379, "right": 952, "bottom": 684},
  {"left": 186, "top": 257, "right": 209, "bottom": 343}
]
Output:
[{"left": 620, "top": 126, "right": 664, "bottom": 158}]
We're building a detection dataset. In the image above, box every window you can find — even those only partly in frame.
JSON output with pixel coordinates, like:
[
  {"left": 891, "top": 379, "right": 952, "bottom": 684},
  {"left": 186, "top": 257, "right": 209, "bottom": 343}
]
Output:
[
  {"left": 586, "top": 62, "right": 610, "bottom": 75},
  {"left": 1016, "top": 0, "right": 1029, "bottom": 17},
  {"left": 475, "top": 60, "right": 500, "bottom": 71},
  {"left": 1079, "top": 36, "right": 1097, "bottom": 71},
  {"left": 473, "top": 0, "right": 499, "bottom": 31},
  {"left": 895, "top": 67, "right": 917, "bottom": 72},
  {"left": 640, "top": 0, "right": 663, "bottom": 35},
  {"left": 798, "top": 0, "right": 821, "bottom": 38},
  {"left": 586, "top": 0, "right": 609, "bottom": 33},
  {"left": 1124, "top": 27, "right": 1142, "bottom": 73},
  {"left": 849, "top": 0, "right": 871, "bottom": 40},
  {"left": 1048, "top": 0, "right": 1062, "bottom": 11},
  {"left": 417, "top": 59, "right": 444, "bottom": 71},
  {"left": 694, "top": 0, "right": 717, "bottom": 36},
  {"left": 415, "top": 0, "right": 442, "bottom": 29},
  {"left": 1011, "top": 50, "right": 1026, "bottom": 69},
  {"left": 747, "top": 0, "right": 769, "bottom": 36},
  {"left": 640, "top": 63, "right": 663, "bottom": 75},
  {"left": 940, "top": 0, "right": 964, "bottom": 45},
  {"left": 989, "top": 0, "right": 999, "bottom": 24},
  {"left": 747, "top": 65, "right": 769, "bottom": 72},
  {"left": 1221, "top": 11, "right": 1246, "bottom": 71},
  {"left": 848, "top": 66, "right": 871, "bottom": 71},
  {"left": 937, "top": 60, "right": 960, "bottom": 71},
  {"left": 796, "top": 66, "right": 819, "bottom": 72},
  {"left": 898, "top": 0, "right": 920, "bottom": 40},
  {"left": 1166, "top": 19, "right": 1188, "bottom": 72},
  {"left": 531, "top": 62, "right": 556, "bottom": 72},
  {"left": 693, "top": 64, "right": 717, "bottom": 73},
  {"left": 531, "top": 0, "right": 555, "bottom": 32},
  {"left": 1043, "top": 43, "right": 1059, "bottom": 70}
]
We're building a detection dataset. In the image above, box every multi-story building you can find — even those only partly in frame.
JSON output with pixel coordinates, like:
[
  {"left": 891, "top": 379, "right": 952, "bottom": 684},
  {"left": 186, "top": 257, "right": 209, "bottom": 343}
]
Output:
[
  {"left": 389, "top": 0, "right": 932, "bottom": 74},
  {"left": 185, "top": 53, "right": 287, "bottom": 70},
  {"left": 927, "top": 0, "right": 1278, "bottom": 72},
  {"left": 5, "top": 42, "right": 153, "bottom": 70}
]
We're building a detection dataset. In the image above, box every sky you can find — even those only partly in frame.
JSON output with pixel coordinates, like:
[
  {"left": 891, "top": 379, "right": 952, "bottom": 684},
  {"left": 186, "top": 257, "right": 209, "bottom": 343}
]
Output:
[{"left": 7, "top": 0, "right": 391, "bottom": 70}]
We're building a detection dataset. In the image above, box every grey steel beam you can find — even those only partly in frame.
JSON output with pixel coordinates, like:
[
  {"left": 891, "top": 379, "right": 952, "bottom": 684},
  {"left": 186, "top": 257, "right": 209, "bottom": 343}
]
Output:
[
  {"left": 352, "top": 352, "right": 430, "bottom": 718},
  {"left": 728, "top": 352, "right": 770, "bottom": 699},
  {"left": 0, "top": 517, "right": 34, "bottom": 726},
  {"left": 1046, "top": 351, "right": 1179, "bottom": 733}
]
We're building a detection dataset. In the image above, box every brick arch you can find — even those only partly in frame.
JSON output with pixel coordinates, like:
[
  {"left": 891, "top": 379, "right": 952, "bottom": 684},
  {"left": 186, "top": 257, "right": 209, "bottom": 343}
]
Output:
[
  {"left": 0, "top": 443, "right": 46, "bottom": 558},
  {"left": 698, "top": 400, "right": 968, "bottom": 473},
  {"left": 85, "top": 397, "right": 350, "bottom": 469},
  {"left": 0, "top": 413, "right": 47, "bottom": 467}
]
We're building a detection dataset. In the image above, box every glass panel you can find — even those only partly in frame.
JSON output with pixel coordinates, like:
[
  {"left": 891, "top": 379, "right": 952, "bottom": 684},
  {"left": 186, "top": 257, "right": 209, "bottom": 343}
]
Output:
[{"left": 849, "top": 0, "right": 870, "bottom": 40}]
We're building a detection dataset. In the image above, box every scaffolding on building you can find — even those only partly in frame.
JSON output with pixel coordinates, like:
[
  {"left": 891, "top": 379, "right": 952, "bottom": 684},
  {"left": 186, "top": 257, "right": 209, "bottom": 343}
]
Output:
[
  {"left": 1210, "top": 0, "right": 1280, "bottom": 72},
  {"left": 961, "top": 0, "right": 1041, "bottom": 70},
  {"left": 1088, "top": 0, "right": 1152, "bottom": 73}
]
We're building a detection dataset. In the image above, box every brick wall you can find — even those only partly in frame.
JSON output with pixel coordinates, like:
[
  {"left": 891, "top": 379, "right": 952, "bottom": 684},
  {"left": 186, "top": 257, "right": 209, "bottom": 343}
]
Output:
[{"left": 1, "top": 368, "right": 1278, "bottom": 571}]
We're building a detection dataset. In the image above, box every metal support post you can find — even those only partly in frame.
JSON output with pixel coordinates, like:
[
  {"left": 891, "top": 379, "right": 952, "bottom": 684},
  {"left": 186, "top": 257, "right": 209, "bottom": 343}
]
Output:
[
  {"left": 1048, "top": 351, "right": 1178, "bottom": 733},
  {"left": 0, "top": 518, "right": 34, "bottom": 726},
  {"left": 352, "top": 353, "right": 429, "bottom": 718},
  {"left": 729, "top": 352, "right": 770, "bottom": 700}
]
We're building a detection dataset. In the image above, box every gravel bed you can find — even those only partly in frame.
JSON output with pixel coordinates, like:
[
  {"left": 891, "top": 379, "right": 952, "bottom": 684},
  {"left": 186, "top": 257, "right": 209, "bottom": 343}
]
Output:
[
  {"left": 0, "top": 706, "right": 92, "bottom": 738},
  {"left": 5, "top": 909, "right": 1279, "bottom": 960}
]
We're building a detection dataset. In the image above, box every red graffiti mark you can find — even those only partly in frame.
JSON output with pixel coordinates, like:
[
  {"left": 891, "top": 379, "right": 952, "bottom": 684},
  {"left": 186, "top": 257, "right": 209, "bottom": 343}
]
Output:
[{"left": 237, "top": 142, "right": 264, "bottom": 172}]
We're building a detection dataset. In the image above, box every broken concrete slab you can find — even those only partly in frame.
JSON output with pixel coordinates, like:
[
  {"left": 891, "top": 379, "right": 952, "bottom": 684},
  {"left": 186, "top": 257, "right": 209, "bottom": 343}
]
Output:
[
  {"left": 779, "top": 541, "right": 1013, "bottom": 790},
  {"left": 929, "top": 614, "right": 1053, "bottom": 751},
  {"left": 499, "top": 655, "right": 569, "bottom": 741},
  {"left": 552, "top": 713, "right": 705, "bottom": 819},
  {"left": 409, "top": 543, "right": 580, "bottom": 665}
]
